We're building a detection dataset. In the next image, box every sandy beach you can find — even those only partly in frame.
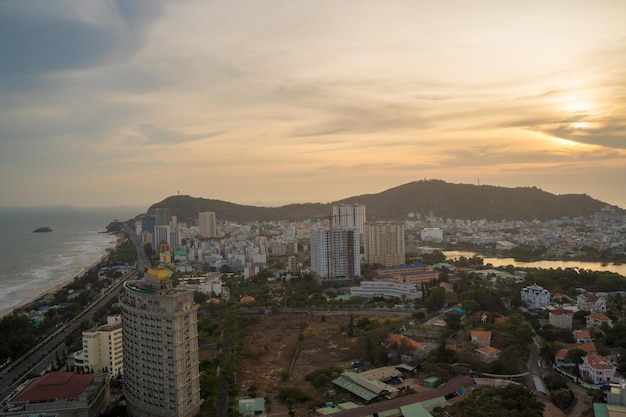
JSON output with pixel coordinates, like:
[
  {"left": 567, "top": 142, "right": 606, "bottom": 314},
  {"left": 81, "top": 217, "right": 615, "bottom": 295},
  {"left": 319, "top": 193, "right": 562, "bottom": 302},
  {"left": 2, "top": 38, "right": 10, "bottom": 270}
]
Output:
[{"left": 0, "top": 254, "right": 109, "bottom": 319}]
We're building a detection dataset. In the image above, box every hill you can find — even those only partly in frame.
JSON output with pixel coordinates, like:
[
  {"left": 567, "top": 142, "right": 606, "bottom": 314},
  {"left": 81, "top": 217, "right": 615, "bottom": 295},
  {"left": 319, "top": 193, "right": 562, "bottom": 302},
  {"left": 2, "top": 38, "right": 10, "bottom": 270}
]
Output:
[{"left": 146, "top": 180, "right": 621, "bottom": 223}]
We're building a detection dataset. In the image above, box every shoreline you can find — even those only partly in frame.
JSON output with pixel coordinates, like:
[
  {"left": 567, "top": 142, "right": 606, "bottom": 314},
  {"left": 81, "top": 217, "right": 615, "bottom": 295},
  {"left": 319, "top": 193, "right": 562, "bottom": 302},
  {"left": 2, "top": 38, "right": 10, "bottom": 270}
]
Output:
[{"left": 0, "top": 254, "right": 109, "bottom": 319}]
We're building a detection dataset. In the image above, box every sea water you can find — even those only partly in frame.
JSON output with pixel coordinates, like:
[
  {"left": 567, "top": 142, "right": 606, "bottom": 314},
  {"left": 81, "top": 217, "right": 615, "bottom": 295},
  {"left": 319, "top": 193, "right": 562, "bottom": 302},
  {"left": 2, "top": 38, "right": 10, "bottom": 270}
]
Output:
[{"left": 0, "top": 206, "right": 145, "bottom": 316}]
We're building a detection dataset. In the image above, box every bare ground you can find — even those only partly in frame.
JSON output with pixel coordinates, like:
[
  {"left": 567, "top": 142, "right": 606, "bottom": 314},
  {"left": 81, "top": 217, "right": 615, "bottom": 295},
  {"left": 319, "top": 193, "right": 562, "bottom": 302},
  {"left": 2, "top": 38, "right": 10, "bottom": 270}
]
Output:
[{"left": 237, "top": 311, "right": 407, "bottom": 416}]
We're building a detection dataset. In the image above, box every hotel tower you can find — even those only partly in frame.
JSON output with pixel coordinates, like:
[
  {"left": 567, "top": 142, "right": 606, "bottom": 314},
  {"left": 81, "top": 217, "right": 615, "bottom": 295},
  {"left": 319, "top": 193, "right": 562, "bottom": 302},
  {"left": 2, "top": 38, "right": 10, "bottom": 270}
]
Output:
[{"left": 119, "top": 268, "right": 202, "bottom": 417}]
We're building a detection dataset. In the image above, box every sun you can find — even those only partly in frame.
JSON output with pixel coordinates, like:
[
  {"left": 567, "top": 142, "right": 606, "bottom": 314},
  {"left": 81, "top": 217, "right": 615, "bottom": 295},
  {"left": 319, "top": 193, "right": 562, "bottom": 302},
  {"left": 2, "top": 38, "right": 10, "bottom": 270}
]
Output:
[{"left": 571, "top": 121, "right": 589, "bottom": 129}]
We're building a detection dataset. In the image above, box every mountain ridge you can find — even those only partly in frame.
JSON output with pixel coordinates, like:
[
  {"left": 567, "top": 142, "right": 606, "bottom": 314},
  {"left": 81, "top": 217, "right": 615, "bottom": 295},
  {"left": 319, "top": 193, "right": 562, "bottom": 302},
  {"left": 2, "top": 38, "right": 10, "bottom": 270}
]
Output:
[{"left": 146, "top": 180, "right": 622, "bottom": 223}]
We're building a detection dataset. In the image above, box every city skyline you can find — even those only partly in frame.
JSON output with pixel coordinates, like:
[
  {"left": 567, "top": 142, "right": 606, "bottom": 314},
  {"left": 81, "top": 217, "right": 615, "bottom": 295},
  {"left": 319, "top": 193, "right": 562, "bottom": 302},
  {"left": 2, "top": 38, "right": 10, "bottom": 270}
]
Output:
[{"left": 1, "top": 1, "right": 626, "bottom": 209}]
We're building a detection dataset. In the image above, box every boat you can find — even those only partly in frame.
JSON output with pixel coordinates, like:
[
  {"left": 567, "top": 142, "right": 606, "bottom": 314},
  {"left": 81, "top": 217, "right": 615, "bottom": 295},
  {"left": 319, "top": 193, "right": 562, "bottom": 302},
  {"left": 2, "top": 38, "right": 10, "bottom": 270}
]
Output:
[{"left": 33, "top": 226, "right": 52, "bottom": 233}]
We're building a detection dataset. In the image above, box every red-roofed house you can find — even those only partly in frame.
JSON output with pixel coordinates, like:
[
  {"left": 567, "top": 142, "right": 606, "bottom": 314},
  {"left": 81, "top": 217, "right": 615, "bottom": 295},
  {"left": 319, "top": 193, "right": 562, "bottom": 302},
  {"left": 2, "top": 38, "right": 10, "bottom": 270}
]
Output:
[
  {"left": 575, "top": 342, "right": 598, "bottom": 355},
  {"left": 554, "top": 349, "right": 572, "bottom": 366},
  {"left": 470, "top": 330, "right": 492, "bottom": 347},
  {"left": 573, "top": 329, "right": 593, "bottom": 344},
  {"left": 586, "top": 313, "right": 614, "bottom": 328},
  {"left": 577, "top": 293, "right": 607, "bottom": 313},
  {"left": 579, "top": 354, "right": 618, "bottom": 385},
  {"left": 240, "top": 295, "right": 255, "bottom": 303},
  {"left": 385, "top": 334, "right": 425, "bottom": 362},
  {"left": 5, "top": 371, "right": 109, "bottom": 417},
  {"left": 475, "top": 345, "right": 501, "bottom": 363}
]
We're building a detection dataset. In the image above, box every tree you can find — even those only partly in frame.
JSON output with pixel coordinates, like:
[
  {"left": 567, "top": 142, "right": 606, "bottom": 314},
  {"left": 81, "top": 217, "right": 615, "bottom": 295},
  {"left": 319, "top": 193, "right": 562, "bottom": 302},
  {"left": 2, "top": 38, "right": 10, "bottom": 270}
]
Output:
[
  {"left": 426, "top": 286, "right": 446, "bottom": 312},
  {"left": 444, "top": 313, "right": 462, "bottom": 331}
]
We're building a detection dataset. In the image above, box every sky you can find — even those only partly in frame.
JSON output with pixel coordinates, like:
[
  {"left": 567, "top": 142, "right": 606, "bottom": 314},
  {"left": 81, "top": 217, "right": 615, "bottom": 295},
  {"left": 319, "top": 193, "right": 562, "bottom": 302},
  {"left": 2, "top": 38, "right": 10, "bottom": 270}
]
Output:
[{"left": 1, "top": 0, "right": 626, "bottom": 209}]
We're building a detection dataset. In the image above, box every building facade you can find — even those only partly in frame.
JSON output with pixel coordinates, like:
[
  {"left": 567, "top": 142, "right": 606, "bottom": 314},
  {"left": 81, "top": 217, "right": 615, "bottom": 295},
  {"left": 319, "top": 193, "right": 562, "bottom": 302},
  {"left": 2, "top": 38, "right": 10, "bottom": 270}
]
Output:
[
  {"left": 310, "top": 226, "right": 360, "bottom": 287},
  {"left": 332, "top": 204, "right": 366, "bottom": 238},
  {"left": 73, "top": 315, "right": 123, "bottom": 375},
  {"left": 198, "top": 211, "right": 217, "bottom": 238},
  {"left": 520, "top": 284, "right": 550, "bottom": 309},
  {"left": 119, "top": 268, "right": 202, "bottom": 417},
  {"left": 363, "top": 222, "right": 405, "bottom": 267},
  {"left": 350, "top": 280, "right": 422, "bottom": 301}
]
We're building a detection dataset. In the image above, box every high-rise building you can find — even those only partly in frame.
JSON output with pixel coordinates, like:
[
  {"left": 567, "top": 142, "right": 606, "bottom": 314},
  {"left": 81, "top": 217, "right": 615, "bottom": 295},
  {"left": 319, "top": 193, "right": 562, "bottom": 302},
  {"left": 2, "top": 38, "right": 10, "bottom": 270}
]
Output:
[
  {"left": 153, "top": 225, "right": 171, "bottom": 248},
  {"left": 198, "top": 211, "right": 216, "bottom": 238},
  {"left": 332, "top": 203, "right": 366, "bottom": 237},
  {"left": 363, "top": 222, "right": 405, "bottom": 267},
  {"left": 73, "top": 315, "right": 123, "bottom": 376},
  {"left": 119, "top": 268, "right": 202, "bottom": 417},
  {"left": 155, "top": 208, "right": 171, "bottom": 227},
  {"left": 141, "top": 214, "right": 156, "bottom": 235},
  {"left": 310, "top": 226, "right": 360, "bottom": 287}
]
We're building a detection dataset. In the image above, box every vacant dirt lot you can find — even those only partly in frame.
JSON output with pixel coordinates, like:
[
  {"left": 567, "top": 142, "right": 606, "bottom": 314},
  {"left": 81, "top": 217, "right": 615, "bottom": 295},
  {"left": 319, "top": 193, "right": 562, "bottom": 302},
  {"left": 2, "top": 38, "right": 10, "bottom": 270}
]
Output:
[{"left": 237, "top": 311, "right": 410, "bottom": 415}]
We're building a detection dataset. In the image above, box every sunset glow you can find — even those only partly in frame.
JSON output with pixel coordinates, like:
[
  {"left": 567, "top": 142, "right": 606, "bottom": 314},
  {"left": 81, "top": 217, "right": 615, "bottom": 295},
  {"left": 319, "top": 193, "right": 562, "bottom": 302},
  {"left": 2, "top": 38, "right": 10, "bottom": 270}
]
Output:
[{"left": 1, "top": 1, "right": 625, "bottom": 209}]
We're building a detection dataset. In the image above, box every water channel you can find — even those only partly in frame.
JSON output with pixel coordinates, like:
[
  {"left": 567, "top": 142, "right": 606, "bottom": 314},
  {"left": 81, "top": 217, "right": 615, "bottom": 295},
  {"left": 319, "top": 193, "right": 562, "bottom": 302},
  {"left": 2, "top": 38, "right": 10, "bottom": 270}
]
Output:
[{"left": 442, "top": 250, "right": 626, "bottom": 277}]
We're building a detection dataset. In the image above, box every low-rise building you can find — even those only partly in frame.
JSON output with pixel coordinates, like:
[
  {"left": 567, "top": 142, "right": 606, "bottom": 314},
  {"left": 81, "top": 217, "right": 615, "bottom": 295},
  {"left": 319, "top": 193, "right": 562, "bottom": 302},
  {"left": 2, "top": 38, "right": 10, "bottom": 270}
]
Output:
[
  {"left": 577, "top": 292, "right": 607, "bottom": 313},
  {"left": 470, "top": 330, "right": 492, "bottom": 347},
  {"left": 521, "top": 284, "right": 550, "bottom": 309},
  {"left": 1, "top": 372, "right": 109, "bottom": 417},
  {"left": 586, "top": 312, "right": 613, "bottom": 328},
  {"left": 350, "top": 280, "right": 422, "bottom": 301},
  {"left": 549, "top": 309, "right": 573, "bottom": 329},
  {"left": 475, "top": 345, "right": 501, "bottom": 363},
  {"left": 579, "top": 354, "right": 618, "bottom": 385},
  {"left": 73, "top": 315, "right": 123, "bottom": 376}
]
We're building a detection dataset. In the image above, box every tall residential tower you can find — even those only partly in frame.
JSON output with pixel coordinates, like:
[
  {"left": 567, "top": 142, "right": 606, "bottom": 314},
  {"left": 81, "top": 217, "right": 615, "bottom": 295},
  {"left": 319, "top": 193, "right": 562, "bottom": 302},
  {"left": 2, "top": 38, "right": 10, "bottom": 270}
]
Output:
[
  {"left": 310, "top": 226, "right": 360, "bottom": 287},
  {"left": 198, "top": 211, "right": 217, "bottom": 238},
  {"left": 119, "top": 268, "right": 202, "bottom": 417},
  {"left": 363, "top": 222, "right": 405, "bottom": 267}
]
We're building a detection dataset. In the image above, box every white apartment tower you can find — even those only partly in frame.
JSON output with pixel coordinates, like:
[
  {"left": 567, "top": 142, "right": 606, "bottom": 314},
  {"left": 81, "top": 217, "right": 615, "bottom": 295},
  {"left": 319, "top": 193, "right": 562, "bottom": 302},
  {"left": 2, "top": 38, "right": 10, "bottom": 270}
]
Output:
[
  {"left": 363, "top": 222, "right": 405, "bottom": 267},
  {"left": 310, "top": 226, "right": 360, "bottom": 287},
  {"left": 73, "top": 315, "right": 123, "bottom": 376},
  {"left": 198, "top": 211, "right": 217, "bottom": 238},
  {"left": 332, "top": 204, "right": 366, "bottom": 237},
  {"left": 119, "top": 268, "right": 202, "bottom": 417}
]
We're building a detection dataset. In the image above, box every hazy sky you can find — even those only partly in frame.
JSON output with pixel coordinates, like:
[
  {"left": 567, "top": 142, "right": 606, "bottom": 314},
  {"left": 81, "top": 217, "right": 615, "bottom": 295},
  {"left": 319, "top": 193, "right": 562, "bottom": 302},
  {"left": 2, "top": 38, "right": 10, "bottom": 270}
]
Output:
[{"left": 2, "top": 0, "right": 626, "bottom": 209}]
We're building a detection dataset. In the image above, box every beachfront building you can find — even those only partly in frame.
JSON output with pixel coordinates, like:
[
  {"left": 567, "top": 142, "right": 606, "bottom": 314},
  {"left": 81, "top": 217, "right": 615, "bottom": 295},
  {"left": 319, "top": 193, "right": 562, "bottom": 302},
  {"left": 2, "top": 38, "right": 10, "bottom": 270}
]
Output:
[
  {"left": 73, "top": 315, "right": 123, "bottom": 376},
  {"left": 1, "top": 371, "right": 109, "bottom": 417},
  {"left": 520, "top": 284, "right": 550, "bottom": 309},
  {"left": 119, "top": 268, "right": 202, "bottom": 417}
]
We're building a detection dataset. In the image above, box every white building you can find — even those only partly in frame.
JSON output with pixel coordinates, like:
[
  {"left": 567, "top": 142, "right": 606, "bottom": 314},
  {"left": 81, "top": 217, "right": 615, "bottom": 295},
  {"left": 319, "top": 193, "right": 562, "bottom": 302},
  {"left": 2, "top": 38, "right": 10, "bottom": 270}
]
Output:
[
  {"left": 521, "top": 284, "right": 550, "bottom": 309},
  {"left": 119, "top": 268, "right": 202, "bottom": 417},
  {"left": 350, "top": 280, "right": 422, "bottom": 300},
  {"left": 332, "top": 204, "right": 366, "bottom": 238},
  {"left": 153, "top": 225, "right": 171, "bottom": 247},
  {"left": 420, "top": 228, "right": 443, "bottom": 242},
  {"left": 548, "top": 308, "right": 573, "bottom": 329},
  {"left": 73, "top": 315, "right": 123, "bottom": 376},
  {"left": 310, "top": 226, "right": 360, "bottom": 287},
  {"left": 198, "top": 211, "right": 217, "bottom": 238}
]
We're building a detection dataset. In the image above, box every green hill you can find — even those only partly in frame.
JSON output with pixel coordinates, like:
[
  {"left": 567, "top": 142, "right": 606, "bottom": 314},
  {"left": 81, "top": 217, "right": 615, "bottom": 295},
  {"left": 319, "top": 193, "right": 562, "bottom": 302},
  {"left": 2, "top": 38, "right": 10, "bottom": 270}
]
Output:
[{"left": 146, "top": 180, "right": 621, "bottom": 223}]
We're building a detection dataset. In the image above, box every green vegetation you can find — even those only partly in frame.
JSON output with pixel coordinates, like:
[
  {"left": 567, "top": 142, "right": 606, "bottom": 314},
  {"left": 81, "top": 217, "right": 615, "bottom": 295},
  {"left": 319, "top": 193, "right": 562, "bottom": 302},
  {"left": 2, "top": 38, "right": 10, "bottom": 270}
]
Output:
[{"left": 433, "top": 384, "right": 545, "bottom": 417}]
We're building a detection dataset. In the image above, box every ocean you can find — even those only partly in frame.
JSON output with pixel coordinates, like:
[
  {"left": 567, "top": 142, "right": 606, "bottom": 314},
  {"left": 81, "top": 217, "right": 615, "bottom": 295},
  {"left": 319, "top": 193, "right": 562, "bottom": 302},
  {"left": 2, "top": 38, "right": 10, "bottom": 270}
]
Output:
[{"left": 0, "top": 206, "right": 145, "bottom": 317}]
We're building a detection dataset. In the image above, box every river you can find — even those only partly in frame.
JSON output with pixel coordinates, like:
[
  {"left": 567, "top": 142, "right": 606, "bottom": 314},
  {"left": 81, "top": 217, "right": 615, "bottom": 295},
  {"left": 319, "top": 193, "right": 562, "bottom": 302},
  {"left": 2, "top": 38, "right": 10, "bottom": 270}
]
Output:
[{"left": 443, "top": 250, "right": 626, "bottom": 277}]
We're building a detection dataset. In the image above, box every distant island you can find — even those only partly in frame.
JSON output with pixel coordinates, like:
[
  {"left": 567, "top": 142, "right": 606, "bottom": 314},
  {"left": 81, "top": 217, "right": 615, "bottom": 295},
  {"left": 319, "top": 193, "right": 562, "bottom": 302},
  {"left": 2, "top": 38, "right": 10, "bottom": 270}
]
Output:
[{"left": 33, "top": 226, "right": 52, "bottom": 233}]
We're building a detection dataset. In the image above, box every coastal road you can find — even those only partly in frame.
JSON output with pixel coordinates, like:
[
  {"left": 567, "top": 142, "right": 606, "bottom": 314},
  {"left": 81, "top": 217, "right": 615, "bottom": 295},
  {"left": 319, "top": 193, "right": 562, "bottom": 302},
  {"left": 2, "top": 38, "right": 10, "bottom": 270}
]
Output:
[{"left": 0, "top": 270, "right": 136, "bottom": 401}]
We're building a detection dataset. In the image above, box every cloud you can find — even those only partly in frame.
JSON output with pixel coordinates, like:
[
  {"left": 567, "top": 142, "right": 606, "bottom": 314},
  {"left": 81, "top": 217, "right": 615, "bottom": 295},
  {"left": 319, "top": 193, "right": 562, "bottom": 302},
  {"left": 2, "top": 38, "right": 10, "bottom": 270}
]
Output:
[
  {"left": 0, "top": 0, "right": 169, "bottom": 78},
  {"left": 129, "top": 124, "right": 223, "bottom": 146}
]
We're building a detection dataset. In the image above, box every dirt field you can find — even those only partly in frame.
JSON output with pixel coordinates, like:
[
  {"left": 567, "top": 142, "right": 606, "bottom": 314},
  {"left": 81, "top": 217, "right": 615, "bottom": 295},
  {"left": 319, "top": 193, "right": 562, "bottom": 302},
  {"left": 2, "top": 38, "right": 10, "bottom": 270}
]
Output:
[{"left": 237, "top": 311, "right": 410, "bottom": 415}]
